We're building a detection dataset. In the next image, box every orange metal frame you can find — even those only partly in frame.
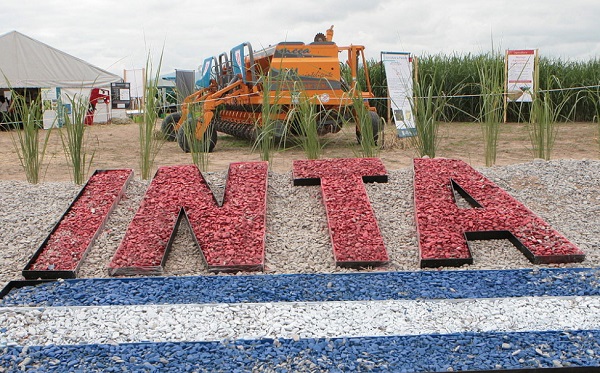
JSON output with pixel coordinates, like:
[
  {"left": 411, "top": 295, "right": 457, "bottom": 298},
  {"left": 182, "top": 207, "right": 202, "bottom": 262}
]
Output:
[{"left": 177, "top": 29, "right": 376, "bottom": 141}]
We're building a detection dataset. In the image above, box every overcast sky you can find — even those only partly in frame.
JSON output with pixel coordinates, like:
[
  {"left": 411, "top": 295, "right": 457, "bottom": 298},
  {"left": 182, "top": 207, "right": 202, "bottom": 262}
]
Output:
[{"left": 2, "top": 0, "right": 599, "bottom": 77}]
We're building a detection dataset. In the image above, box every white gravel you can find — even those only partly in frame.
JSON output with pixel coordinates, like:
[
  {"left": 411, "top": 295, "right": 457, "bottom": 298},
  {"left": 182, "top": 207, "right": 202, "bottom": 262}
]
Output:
[
  {"left": 1, "top": 295, "right": 599, "bottom": 346},
  {"left": 0, "top": 159, "right": 599, "bottom": 287}
]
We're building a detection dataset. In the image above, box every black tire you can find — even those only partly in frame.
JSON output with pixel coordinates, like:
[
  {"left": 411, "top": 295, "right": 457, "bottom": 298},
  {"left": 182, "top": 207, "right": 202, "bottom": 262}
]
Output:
[
  {"left": 161, "top": 112, "right": 181, "bottom": 142},
  {"left": 176, "top": 119, "right": 217, "bottom": 153},
  {"left": 356, "top": 111, "right": 383, "bottom": 145}
]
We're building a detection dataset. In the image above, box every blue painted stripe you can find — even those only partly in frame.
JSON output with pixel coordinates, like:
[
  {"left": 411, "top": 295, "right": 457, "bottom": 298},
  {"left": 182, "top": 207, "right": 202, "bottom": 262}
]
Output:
[
  {"left": 1, "top": 330, "right": 599, "bottom": 372},
  {"left": 2, "top": 267, "right": 599, "bottom": 307}
]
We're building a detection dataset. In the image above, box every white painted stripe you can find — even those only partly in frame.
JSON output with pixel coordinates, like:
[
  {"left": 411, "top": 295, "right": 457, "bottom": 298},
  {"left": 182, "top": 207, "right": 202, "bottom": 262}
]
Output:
[{"left": 1, "top": 296, "right": 598, "bottom": 347}]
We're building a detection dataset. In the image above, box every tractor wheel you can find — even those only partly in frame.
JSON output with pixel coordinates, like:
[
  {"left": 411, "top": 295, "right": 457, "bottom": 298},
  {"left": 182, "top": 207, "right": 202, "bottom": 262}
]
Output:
[
  {"left": 161, "top": 112, "right": 181, "bottom": 141},
  {"left": 356, "top": 111, "right": 383, "bottom": 145},
  {"left": 176, "top": 119, "right": 217, "bottom": 153}
]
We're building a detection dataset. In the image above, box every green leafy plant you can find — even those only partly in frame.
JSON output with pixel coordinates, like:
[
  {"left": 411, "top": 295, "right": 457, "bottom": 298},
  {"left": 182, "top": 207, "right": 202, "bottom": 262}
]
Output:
[
  {"left": 253, "top": 70, "right": 287, "bottom": 163},
  {"left": 286, "top": 79, "right": 329, "bottom": 160},
  {"left": 139, "top": 51, "right": 165, "bottom": 179},
  {"left": 9, "top": 91, "right": 51, "bottom": 183},
  {"left": 60, "top": 93, "right": 96, "bottom": 184},
  {"left": 351, "top": 92, "right": 381, "bottom": 158},
  {"left": 292, "top": 94, "right": 322, "bottom": 159},
  {"left": 409, "top": 78, "right": 447, "bottom": 158},
  {"left": 596, "top": 112, "right": 600, "bottom": 154},
  {"left": 185, "top": 102, "right": 211, "bottom": 171},
  {"left": 587, "top": 87, "right": 600, "bottom": 153},
  {"left": 529, "top": 76, "right": 579, "bottom": 160},
  {"left": 477, "top": 52, "right": 504, "bottom": 166}
]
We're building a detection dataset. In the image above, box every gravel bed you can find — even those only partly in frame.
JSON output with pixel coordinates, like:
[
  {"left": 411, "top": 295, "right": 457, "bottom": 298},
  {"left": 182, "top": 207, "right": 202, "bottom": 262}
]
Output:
[
  {"left": 2, "top": 296, "right": 600, "bottom": 346},
  {"left": 2, "top": 268, "right": 600, "bottom": 307},
  {"left": 1, "top": 159, "right": 599, "bottom": 287},
  {"left": 1, "top": 159, "right": 599, "bottom": 371},
  {"left": 1, "top": 331, "right": 599, "bottom": 372}
]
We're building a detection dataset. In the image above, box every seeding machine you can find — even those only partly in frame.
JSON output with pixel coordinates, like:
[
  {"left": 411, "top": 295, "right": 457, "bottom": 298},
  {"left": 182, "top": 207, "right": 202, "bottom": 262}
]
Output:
[{"left": 161, "top": 26, "right": 381, "bottom": 152}]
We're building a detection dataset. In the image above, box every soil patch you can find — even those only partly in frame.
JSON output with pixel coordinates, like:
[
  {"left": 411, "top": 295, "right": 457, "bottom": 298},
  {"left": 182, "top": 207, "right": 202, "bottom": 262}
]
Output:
[{"left": 0, "top": 121, "right": 598, "bottom": 181}]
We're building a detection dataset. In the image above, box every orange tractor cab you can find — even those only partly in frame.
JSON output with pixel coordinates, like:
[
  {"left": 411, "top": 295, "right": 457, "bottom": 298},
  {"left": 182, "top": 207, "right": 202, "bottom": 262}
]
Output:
[{"left": 161, "top": 27, "right": 381, "bottom": 152}]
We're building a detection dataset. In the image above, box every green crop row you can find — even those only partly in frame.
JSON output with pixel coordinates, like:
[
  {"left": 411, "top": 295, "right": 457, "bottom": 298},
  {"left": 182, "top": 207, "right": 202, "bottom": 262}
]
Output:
[{"left": 349, "top": 54, "right": 600, "bottom": 122}]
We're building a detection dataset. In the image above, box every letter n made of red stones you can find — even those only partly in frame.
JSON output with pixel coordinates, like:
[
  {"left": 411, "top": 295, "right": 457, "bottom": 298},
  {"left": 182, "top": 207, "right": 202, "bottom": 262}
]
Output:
[{"left": 108, "top": 162, "right": 268, "bottom": 275}]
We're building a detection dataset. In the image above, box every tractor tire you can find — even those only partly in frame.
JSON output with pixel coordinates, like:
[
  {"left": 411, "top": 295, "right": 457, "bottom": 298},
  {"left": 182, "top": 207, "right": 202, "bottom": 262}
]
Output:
[
  {"left": 176, "top": 119, "right": 217, "bottom": 153},
  {"left": 356, "top": 111, "right": 383, "bottom": 145},
  {"left": 161, "top": 112, "right": 181, "bottom": 142}
]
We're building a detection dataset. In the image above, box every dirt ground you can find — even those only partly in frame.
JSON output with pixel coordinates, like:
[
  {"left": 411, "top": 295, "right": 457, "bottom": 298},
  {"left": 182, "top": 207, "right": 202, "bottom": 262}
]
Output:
[{"left": 0, "top": 121, "right": 598, "bottom": 182}]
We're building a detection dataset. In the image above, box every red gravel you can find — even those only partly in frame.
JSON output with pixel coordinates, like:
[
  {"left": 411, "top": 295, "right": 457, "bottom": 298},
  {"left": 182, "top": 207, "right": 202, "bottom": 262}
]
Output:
[
  {"left": 26, "top": 169, "right": 133, "bottom": 274},
  {"left": 108, "top": 162, "right": 268, "bottom": 275},
  {"left": 413, "top": 158, "right": 585, "bottom": 267},
  {"left": 293, "top": 158, "right": 389, "bottom": 267}
]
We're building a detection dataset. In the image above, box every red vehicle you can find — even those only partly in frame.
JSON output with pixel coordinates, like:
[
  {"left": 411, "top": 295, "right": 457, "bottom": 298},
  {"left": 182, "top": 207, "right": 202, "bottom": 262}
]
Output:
[{"left": 85, "top": 88, "right": 110, "bottom": 125}]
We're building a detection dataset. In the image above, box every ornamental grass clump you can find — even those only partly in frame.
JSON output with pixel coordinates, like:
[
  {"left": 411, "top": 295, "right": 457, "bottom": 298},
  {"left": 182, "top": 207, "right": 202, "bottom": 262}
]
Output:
[
  {"left": 9, "top": 91, "right": 51, "bottom": 183},
  {"left": 409, "top": 77, "right": 447, "bottom": 158},
  {"left": 253, "top": 70, "right": 287, "bottom": 163},
  {"left": 587, "top": 87, "right": 600, "bottom": 153},
  {"left": 60, "top": 93, "right": 96, "bottom": 184},
  {"left": 353, "top": 97, "right": 380, "bottom": 158},
  {"left": 139, "top": 51, "right": 165, "bottom": 179},
  {"left": 477, "top": 52, "right": 504, "bottom": 167},
  {"left": 288, "top": 82, "right": 327, "bottom": 159},
  {"left": 184, "top": 102, "right": 211, "bottom": 171},
  {"left": 529, "top": 76, "right": 579, "bottom": 160}
]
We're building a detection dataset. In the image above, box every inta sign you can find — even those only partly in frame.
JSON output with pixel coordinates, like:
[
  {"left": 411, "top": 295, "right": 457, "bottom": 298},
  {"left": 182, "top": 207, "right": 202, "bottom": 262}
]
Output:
[{"left": 23, "top": 158, "right": 584, "bottom": 279}]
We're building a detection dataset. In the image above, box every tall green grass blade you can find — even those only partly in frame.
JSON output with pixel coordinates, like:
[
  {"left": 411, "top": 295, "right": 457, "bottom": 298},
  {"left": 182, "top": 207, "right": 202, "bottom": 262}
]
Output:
[
  {"left": 60, "top": 93, "right": 96, "bottom": 184},
  {"left": 139, "top": 50, "right": 165, "bottom": 179},
  {"left": 352, "top": 93, "right": 380, "bottom": 158},
  {"left": 185, "top": 102, "right": 210, "bottom": 171},
  {"left": 477, "top": 50, "right": 504, "bottom": 166},
  {"left": 288, "top": 81, "right": 326, "bottom": 160},
  {"left": 409, "top": 72, "right": 447, "bottom": 158},
  {"left": 252, "top": 69, "right": 287, "bottom": 163},
  {"left": 9, "top": 91, "right": 50, "bottom": 183},
  {"left": 529, "top": 76, "right": 580, "bottom": 160},
  {"left": 588, "top": 87, "right": 600, "bottom": 153}
]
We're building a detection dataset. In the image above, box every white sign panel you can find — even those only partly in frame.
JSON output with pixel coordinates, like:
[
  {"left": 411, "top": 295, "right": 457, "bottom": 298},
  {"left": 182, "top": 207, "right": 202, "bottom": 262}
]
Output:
[
  {"left": 506, "top": 49, "right": 536, "bottom": 103},
  {"left": 381, "top": 52, "right": 415, "bottom": 137},
  {"left": 125, "top": 69, "right": 145, "bottom": 99},
  {"left": 41, "top": 88, "right": 58, "bottom": 101},
  {"left": 119, "top": 89, "right": 131, "bottom": 101}
]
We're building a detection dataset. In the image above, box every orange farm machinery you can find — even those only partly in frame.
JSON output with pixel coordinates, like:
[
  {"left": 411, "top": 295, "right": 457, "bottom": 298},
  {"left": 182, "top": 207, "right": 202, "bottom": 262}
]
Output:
[{"left": 161, "top": 27, "right": 381, "bottom": 152}]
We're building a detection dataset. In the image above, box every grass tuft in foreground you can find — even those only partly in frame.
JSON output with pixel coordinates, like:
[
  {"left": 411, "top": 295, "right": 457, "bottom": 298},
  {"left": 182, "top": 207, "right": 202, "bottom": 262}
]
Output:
[
  {"left": 529, "top": 76, "right": 579, "bottom": 160},
  {"left": 60, "top": 94, "right": 96, "bottom": 184},
  {"left": 139, "top": 50, "right": 165, "bottom": 179},
  {"left": 9, "top": 91, "right": 50, "bottom": 183},
  {"left": 477, "top": 51, "right": 504, "bottom": 167},
  {"left": 289, "top": 84, "right": 326, "bottom": 160},
  {"left": 409, "top": 78, "right": 447, "bottom": 159},
  {"left": 349, "top": 88, "right": 381, "bottom": 158},
  {"left": 253, "top": 70, "right": 287, "bottom": 163},
  {"left": 185, "top": 102, "right": 211, "bottom": 171}
]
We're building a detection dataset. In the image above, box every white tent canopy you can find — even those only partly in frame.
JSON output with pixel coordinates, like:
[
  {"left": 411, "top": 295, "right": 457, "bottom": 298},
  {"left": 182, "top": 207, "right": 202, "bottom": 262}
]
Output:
[{"left": 0, "top": 31, "right": 121, "bottom": 88}]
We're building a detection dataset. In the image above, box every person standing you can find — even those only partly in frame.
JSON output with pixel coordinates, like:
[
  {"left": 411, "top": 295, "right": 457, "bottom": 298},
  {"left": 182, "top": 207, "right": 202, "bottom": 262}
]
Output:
[{"left": 0, "top": 95, "right": 9, "bottom": 128}]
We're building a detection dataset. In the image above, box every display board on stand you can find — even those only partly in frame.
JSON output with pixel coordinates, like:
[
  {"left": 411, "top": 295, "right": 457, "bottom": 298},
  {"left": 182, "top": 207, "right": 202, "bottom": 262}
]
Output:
[
  {"left": 111, "top": 82, "right": 131, "bottom": 110},
  {"left": 124, "top": 69, "right": 145, "bottom": 111},
  {"left": 381, "top": 51, "right": 416, "bottom": 138},
  {"left": 504, "top": 49, "right": 538, "bottom": 122},
  {"left": 41, "top": 87, "right": 61, "bottom": 129}
]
